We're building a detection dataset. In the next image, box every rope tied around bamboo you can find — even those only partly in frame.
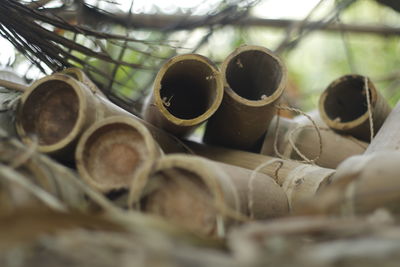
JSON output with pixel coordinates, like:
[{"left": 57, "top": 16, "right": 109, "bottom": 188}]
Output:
[
  {"left": 273, "top": 104, "right": 323, "bottom": 165},
  {"left": 248, "top": 158, "right": 284, "bottom": 219},
  {"left": 129, "top": 154, "right": 289, "bottom": 237}
]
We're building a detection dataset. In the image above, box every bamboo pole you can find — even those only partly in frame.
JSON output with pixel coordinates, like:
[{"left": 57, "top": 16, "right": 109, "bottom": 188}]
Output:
[
  {"left": 319, "top": 75, "right": 391, "bottom": 142},
  {"left": 203, "top": 45, "right": 287, "bottom": 152},
  {"left": 75, "top": 116, "right": 161, "bottom": 193},
  {"left": 15, "top": 74, "right": 186, "bottom": 161},
  {"left": 261, "top": 117, "right": 368, "bottom": 169},
  {"left": 185, "top": 141, "right": 335, "bottom": 211},
  {"left": 365, "top": 100, "right": 400, "bottom": 154},
  {"left": 143, "top": 54, "right": 223, "bottom": 137},
  {"left": 130, "top": 154, "right": 288, "bottom": 236},
  {"left": 301, "top": 152, "right": 400, "bottom": 215}
]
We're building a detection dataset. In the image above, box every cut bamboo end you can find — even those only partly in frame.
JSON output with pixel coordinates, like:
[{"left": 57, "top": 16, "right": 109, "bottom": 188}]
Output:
[
  {"left": 76, "top": 116, "right": 160, "bottom": 193},
  {"left": 61, "top": 67, "right": 104, "bottom": 96},
  {"left": 222, "top": 45, "right": 286, "bottom": 106},
  {"left": 319, "top": 74, "right": 391, "bottom": 141},
  {"left": 137, "top": 155, "right": 232, "bottom": 236},
  {"left": 144, "top": 54, "right": 223, "bottom": 136},
  {"left": 133, "top": 154, "right": 288, "bottom": 236},
  {"left": 203, "top": 45, "right": 287, "bottom": 151},
  {"left": 16, "top": 74, "right": 90, "bottom": 156}
]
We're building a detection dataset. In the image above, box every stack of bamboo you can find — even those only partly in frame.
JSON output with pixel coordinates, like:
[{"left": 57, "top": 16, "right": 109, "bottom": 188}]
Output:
[{"left": 2, "top": 44, "right": 400, "bottom": 261}]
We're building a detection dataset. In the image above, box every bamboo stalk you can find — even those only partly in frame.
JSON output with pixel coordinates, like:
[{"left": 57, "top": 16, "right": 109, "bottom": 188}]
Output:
[
  {"left": 261, "top": 116, "right": 368, "bottom": 169},
  {"left": 203, "top": 45, "right": 287, "bottom": 152},
  {"left": 319, "top": 75, "right": 391, "bottom": 142},
  {"left": 302, "top": 152, "right": 400, "bottom": 215},
  {"left": 185, "top": 141, "right": 335, "bottom": 211},
  {"left": 15, "top": 74, "right": 186, "bottom": 161},
  {"left": 143, "top": 54, "right": 223, "bottom": 137},
  {"left": 75, "top": 116, "right": 161, "bottom": 193},
  {"left": 365, "top": 100, "right": 400, "bottom": 154},
  {"left": 130, "top": 154, "right": 288, "bottom": 236}
]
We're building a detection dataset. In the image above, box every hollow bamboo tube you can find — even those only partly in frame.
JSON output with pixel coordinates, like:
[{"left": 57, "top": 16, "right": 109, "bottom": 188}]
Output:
[
  {"left": 132, "top": 154, "right": 288, "bottom": 236},
  {"left": 261, "top": 116, "right": 368, "bottom": 169},
  {"left": 61, "top": 67, "right": 103, "bottom": 95},
  {"left": 15, "top": 74, "right": 186, "bottom": 161},
  {"left": 75, "top": 116, "right": 161, "bottom": 193},
  {"left": 203, "top": 45, "right": 287, "bottom": 152},
  {"left": 365, "top": 101, "right": 400, "bottom": 154},
  {"left": 143, "top": 54, "right": 223, "bottom": 137},
  {"left": 319, "top": 74, "right": 391, "bottom": 142},
  {"left": 184, "top": 141, "right": 335, "bottom": 211}
]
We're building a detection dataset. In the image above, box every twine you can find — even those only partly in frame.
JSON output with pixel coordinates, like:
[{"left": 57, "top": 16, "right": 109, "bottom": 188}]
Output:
[
  {"left": 364, "top": 76, "right": 374, "bottom": 142},
  {"left": 248, "top": 158, "right": 284, "bottom": 219},
  {"left": 274, "top": 104, "right": 323, "bottom": 164}
]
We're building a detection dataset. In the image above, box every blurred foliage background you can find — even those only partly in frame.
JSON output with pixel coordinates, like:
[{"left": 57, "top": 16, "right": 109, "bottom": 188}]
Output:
[{"left": 1, "top": 0, "right": 400, "bottom": 113}]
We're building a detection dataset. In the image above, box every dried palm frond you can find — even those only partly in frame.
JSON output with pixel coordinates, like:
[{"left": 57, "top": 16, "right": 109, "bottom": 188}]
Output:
[{"left": 0, "top": 0, "right": 257, "bottom": 113}]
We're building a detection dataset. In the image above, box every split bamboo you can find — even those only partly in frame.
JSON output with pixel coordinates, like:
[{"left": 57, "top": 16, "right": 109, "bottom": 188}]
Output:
[
  {"left": 319, "top": 74, "right": 391, "bottom": 142},
  {"left": 203, "top": 45, "right": 287, "bottom": 152},
  {"left": 261, "top": 116, "right": 368, "bottom": 169},
  {"left": 75, "top": 116, "right": 161, "bottom": 193},
  {"left": 143, "top": 54, "right": 223, "bottom": 137},
  {"left": 131, "top": 154, "right": 288, "bottom": 236}
]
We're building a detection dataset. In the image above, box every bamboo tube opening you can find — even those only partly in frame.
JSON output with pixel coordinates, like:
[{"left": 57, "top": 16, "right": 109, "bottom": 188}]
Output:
[
  {"left": 320, "top": 75, "right": 376, "bottom": 128},
  {"left": 157, "top": 59, "right": 219, "bottom": 120},
  {"left": 142, "top": 167, "right": 217, "bottom": 235},
  {"left": 19, "top": 80, "right": 80, "bottom": 146},
  {"left": 223, "top": 47, "right": 285, "bottom": 104},
  {"left": 76, "top": 117, "right": 158, "bottom": 193}
]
